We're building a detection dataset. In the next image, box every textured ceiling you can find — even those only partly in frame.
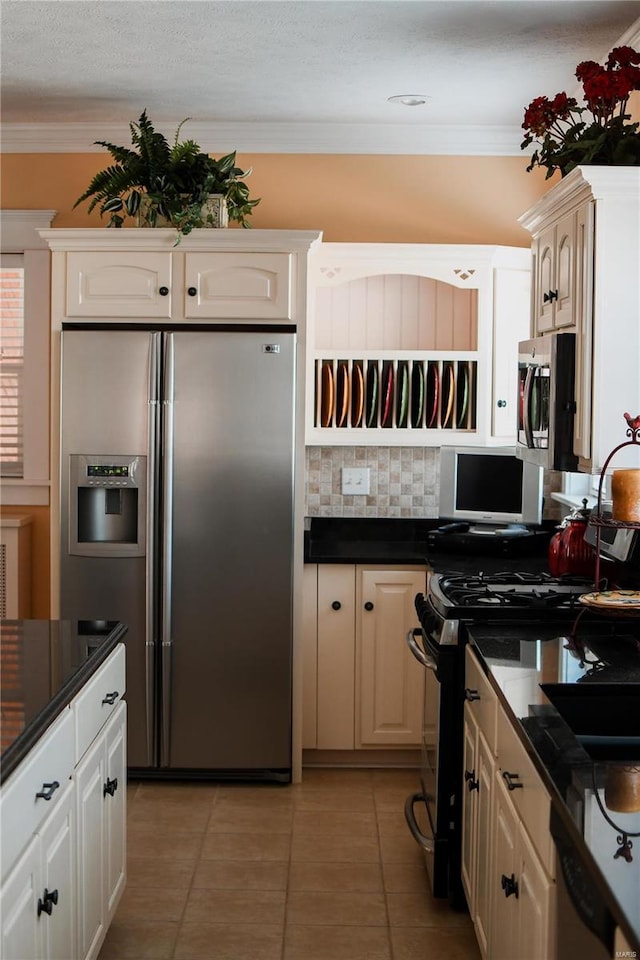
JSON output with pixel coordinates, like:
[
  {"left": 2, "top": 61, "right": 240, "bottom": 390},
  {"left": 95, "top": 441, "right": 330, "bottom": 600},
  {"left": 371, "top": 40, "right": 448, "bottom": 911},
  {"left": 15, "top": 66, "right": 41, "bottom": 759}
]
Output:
[{"left": 1, "top": 0, "right": 640, "bottom": 153}]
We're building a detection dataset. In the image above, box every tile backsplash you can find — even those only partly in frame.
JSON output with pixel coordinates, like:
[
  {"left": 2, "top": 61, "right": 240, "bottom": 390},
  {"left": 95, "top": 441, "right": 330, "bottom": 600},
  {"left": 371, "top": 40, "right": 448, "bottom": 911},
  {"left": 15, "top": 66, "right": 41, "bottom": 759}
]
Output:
[{"left": 304, "top": 446, "right": 563, "bottom": 521}]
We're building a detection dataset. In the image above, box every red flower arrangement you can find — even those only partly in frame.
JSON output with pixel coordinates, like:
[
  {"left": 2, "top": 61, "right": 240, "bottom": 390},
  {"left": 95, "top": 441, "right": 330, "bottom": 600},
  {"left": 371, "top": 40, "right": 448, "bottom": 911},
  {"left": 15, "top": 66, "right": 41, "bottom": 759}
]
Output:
[{"left": 522, "top": 45, "right": 640, "bottom": 178}]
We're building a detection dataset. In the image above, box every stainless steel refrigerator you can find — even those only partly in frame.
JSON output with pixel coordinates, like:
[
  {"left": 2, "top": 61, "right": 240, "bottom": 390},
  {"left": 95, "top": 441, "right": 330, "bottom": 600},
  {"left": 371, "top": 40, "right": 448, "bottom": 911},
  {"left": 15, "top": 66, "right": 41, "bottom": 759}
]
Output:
[{"left": 60, "top": 328, "right": 295, "bottom": 779}]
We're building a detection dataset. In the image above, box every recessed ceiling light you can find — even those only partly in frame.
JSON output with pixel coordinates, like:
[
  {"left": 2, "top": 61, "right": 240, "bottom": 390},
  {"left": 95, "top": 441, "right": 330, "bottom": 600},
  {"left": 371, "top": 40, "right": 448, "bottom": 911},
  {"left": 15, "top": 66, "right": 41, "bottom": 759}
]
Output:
[{"left": 387, "top": 94, "right": 429, "bottom": 107}]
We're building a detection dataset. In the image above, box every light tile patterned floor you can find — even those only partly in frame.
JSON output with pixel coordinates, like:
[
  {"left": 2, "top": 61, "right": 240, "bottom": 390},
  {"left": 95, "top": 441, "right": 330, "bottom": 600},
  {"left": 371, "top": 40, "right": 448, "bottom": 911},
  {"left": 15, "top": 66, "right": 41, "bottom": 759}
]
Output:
[{"left": 99, "top": 768, "right": 480, "bottom": 960}]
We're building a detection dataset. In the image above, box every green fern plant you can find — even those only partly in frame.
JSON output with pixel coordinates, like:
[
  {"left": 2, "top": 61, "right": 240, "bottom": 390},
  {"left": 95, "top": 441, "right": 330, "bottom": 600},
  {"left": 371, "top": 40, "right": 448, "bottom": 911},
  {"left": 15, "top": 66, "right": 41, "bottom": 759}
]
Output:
[{"left": 74, "top": 110, "right": 260, "bottom": 233}]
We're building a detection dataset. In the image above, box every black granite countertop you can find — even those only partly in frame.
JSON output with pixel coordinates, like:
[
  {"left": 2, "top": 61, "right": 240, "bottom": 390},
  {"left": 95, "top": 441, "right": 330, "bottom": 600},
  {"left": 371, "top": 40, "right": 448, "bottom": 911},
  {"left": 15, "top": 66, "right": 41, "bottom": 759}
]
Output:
[
  {"left": 0, "top": 619, "right": 127, "bottom": 784},
  {"left": 468, "top": 621, "right": 640, "bottom": 953},
  {"left": 304, "top": 516, "right": 554, "bottom": 574}
]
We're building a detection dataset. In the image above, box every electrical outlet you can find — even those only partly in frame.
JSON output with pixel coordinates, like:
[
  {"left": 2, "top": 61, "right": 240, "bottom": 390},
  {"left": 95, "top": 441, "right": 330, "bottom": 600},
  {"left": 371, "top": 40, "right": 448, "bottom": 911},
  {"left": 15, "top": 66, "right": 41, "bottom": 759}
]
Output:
[{"left": 342, "top": 467, "right": 370, "bottom": 495}]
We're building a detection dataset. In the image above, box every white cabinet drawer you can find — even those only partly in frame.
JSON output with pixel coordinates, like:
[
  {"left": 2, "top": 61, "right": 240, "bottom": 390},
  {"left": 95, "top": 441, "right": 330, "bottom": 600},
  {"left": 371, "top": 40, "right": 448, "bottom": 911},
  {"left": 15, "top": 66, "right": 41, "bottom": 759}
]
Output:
[
  {"left": 184, "top": 252, "right": 293, "bottom": 320},
  {"left": 497, "top": 705, "right": 555, "bottom": 877},
  {"left": 0, "top": 707, "right": 74, "bottom": 881},
  {"left": 75, "top": 645, "right": 126, "bottom": 763},
  {"left": 66, "top": 251, "right": 173, "bottom": 318},
  {"left": 465, "top": 646, "right": 498, "bottom": 755}
]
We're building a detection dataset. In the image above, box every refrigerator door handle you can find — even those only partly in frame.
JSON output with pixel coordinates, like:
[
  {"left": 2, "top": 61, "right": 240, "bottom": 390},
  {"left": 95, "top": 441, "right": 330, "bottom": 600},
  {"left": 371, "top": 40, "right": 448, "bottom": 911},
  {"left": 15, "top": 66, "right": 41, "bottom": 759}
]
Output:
[
  {"left": 160, "top": 332, "right": 175, "bottom": 767},
  {"left": 146, "top": 331, "right": 162, "bottom": 765}
]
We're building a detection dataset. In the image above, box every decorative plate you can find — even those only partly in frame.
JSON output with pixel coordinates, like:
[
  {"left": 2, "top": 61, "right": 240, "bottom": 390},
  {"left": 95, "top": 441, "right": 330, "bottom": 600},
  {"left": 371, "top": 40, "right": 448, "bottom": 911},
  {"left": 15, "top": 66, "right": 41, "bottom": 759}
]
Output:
[
  {"left": 352, "top": 363, "right": 365, "bottom": 428},
  {"left": 337, "top": 362, "right": 349, "bottom": 427},
  {"left": 366, "top": 362, "right": 379, "bottom": 428},
  {"left": 426, "top": 363, "right": 439, "bottom": 428},
  {"left": 579, "top": 590, "right": 640, "bottom": 612},
  {"left": 320, "top": 361, "right": 334, "bottom": 427},
  {"left": 398, "top": 362, "right": 409, "bottom": 428},
  {"left": 411, "top": 362, "right": 424, "bottom": 428},
  {"left": 457, "top": 361, "right": 469, "bottom": 427},
  {"left": 443, "top": 364, "right": 455, "bottom": 428},
  {"left": 381, "top": 364, "right": 394, "bottom": 426}
]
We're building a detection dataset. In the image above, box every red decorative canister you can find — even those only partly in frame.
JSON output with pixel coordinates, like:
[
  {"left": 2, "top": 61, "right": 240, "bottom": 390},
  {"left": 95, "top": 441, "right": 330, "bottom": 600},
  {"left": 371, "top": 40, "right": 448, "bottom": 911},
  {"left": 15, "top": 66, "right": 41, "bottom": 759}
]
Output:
[{"left": 548, "top": 500, "right": 596, "bottom": 578}]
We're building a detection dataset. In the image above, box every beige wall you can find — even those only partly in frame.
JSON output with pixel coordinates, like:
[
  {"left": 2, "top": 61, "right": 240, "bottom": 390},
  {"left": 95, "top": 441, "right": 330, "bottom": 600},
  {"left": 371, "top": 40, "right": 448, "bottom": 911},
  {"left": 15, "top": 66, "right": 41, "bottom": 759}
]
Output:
[
  {"left": 1, "top": 152, "right": 555, "bottom": 245},
  {"left": 1, "top": 149, "right": 558, "bottom": 615}
]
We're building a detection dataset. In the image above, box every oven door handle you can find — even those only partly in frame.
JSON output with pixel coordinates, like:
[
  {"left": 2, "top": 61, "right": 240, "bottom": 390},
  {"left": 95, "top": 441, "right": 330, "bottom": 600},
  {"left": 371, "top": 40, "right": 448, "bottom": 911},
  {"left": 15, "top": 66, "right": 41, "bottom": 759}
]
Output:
[
  {"left": 523, "top": 364, "right": 535, "bottom": 448},
  {"left": 404, "top": 792, "right": 435, "bottom": 853},
  {"left": 406, "top": 628, "right": 437, "bottom": 672}
]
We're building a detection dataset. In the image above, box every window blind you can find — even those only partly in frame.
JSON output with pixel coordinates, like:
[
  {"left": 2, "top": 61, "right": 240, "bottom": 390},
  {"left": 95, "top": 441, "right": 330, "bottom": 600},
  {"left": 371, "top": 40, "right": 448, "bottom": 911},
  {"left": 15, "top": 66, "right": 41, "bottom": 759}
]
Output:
[{"left": 0, "top": 264, "right": 25, "bottom": 477}]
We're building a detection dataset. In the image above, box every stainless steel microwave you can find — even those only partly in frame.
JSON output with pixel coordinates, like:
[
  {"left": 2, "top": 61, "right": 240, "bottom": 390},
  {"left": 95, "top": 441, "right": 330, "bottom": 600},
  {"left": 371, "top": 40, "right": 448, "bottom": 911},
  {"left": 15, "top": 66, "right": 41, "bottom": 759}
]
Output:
[{"left": 516, "top": 333, "right": 578, "bottom": 471}]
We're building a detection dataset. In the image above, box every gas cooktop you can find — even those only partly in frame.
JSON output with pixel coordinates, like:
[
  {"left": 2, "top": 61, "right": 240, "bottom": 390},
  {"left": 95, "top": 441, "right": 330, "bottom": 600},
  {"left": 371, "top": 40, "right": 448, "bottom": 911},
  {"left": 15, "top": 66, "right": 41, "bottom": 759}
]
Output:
[{"left": 427, "top": 571, "right": 594, "bottom": 619}]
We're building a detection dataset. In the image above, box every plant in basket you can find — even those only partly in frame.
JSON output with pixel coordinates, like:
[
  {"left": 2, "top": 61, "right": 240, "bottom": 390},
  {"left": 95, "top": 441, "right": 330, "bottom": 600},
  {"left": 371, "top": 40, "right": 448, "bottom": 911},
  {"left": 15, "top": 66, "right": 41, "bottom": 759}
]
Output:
[{"left": 74, "top": 110, "right": 260, "bottom": 236}]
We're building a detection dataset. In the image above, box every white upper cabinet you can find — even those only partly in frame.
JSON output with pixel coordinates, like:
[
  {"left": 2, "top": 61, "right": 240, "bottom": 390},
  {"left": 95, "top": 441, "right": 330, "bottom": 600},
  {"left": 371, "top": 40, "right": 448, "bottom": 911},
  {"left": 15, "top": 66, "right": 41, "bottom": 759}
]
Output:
[
  {"left": 40, "top": 229, "right": 321, "bottom": 325},
  {"left": 306, "top": 243, "right": 530, "bottom": 446},
  {"left": 520, "top": 167, "right": 640, "bottom": 472},
  {"left": 183, "top": 252, "right": 293, "bottom": 320},
  {"left": 532, "top": 212, "right": 576, "bottom": 334},
  {"left": 65, "top": 251, "right": 173, "bottom": 319}
]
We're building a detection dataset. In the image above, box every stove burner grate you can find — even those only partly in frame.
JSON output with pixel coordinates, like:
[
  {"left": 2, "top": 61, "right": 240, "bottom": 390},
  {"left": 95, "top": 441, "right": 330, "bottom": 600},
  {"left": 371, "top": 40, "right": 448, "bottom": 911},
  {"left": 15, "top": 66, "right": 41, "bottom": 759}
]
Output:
[{"left": 436, "top": 572, "right": 593, "bottom": 611}]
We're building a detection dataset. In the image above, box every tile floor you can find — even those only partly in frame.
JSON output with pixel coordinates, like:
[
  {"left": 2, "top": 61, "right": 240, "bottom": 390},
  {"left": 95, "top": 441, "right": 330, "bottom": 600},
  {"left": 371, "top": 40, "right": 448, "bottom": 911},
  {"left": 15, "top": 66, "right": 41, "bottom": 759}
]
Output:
[{"left": 99, "top": 768, "right": 480, "bottom": 960}]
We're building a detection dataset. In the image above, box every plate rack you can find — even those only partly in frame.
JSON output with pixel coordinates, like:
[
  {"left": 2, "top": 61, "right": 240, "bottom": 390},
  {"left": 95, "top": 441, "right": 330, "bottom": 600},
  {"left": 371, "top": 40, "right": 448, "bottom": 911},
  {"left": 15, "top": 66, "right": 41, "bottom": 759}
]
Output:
[{"left": 314, "top": 356, "right": 478, "bottom": 433}]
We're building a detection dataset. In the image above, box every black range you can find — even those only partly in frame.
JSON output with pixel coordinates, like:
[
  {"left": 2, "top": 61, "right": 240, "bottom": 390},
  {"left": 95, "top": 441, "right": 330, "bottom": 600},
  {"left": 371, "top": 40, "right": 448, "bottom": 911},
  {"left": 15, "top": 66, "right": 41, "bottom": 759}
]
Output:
[{"left": 406, "top": 570, "right": 598, "bottom": 905}]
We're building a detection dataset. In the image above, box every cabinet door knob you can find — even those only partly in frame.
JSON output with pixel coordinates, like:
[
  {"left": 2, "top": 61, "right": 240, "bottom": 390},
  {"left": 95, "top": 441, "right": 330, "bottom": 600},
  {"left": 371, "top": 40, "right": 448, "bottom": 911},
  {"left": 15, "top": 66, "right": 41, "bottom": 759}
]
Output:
[
  {"left": 37, "top": 888, "right": 59, "bottom": 916},
  {"left": 331, "top": 601, "right": 342, "bottom": 610},
  {"left": 364, "top": 601, "right": 374, "bottom": 611},
  {"left": 103, "top": 777, "right": 119, "bottom": 798},
  {"left": 543, "top": 291, "right": 551, "bottom": 303},
  {"left": 35, "top": 781, "right": 60, "bottom": 802},
  {"left": 102, "top": 691, "right": 119, "bottom": 706},
  {"left": 501, "top": 873, "right": 519, "bottom": 898},
  {"left": 496, "top": 399, "right": 507, "bottom": 408},
  {"left": 502, "top": 770, "right": 523, "bottom": 790},
  {"left": 549, "top": 288, "right": 559, "bottom": 302},
  {"left": 159, "top": 286, "right": 169, "bottom": 297},
  {"left": 464, "top": 688, "right": 480, "bottom": 702},
  {"left": 465, "top": 769, "right": 479, "bottom": 792},
  {"left": 187, "top": 286, "right": 198, "bottom": 297}
]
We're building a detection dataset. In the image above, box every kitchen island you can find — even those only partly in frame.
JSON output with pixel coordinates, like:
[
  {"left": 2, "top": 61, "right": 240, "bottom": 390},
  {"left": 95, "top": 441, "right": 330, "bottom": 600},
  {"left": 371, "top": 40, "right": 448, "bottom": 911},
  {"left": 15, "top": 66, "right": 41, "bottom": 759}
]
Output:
[
  {"left": 0, "top": 619, "right": 127, "bottom": 960},
  {"left": 467, "top": 621, "right": 640, "bottom": 957}
]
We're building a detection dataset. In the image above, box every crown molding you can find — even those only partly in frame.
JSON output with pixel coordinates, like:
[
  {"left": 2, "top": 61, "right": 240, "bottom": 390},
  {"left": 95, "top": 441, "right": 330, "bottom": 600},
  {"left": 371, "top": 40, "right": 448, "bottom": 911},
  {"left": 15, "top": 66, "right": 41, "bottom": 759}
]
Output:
[
  {"left": 0, "top": 209, "right": 57, "bottom": 251},
  {"left": 0, "top": 120, "right": 529, "bottom": 157},
  {"left": 37, "top": 228, "right": 324, "bottom": 253}
]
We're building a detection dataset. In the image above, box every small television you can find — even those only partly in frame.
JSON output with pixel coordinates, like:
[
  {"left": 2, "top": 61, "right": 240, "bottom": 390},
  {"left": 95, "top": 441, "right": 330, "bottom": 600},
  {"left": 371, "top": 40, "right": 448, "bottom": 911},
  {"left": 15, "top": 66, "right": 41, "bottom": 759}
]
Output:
[{"left": 439, "top": 446, "right": 543, "bottom": 532}]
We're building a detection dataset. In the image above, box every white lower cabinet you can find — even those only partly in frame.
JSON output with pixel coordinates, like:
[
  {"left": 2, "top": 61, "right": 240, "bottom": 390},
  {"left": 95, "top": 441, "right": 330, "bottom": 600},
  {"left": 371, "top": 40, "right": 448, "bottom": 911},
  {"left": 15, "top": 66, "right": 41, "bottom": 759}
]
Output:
[
  {"left": 0, "top": 643, "right": 127, "bottom": 960},
  {"left": 303, "top": 563, "right": 426, "bottom": 751},
  {"left": 1, "top": 781, "right": 75, "bottom": 960},
  {"left": 76, "top": 701, "right": 126, "bottom": 960},
  {"left": 357, "top": 567, "right": 426, "bottom": 746},
  {"left": 491, "top": 776, "right": 555, "bottom": 960},
  {"left": 463, "top": 646, "right": 556, "bottom": 960},
  {"left": 461, "top": 646, "right": 498, "bottom": 959}
]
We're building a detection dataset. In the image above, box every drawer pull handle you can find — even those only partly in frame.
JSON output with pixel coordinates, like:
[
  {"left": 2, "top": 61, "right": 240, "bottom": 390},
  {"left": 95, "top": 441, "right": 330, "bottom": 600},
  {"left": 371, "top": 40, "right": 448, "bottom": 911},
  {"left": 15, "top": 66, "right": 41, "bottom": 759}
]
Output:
[
  {"left": 37, "top": 888, "right": 59, "bottom": 916},
  {"left": 159, "top": 286, "right": 169, "bottom": 297},
  {"left": 502, "top": 771, "right": 523, "bottom": 791},
  {"left": 464, "top": 688, "right": 480, "bottom": 702},
  {"left": 104, "top": 777, "right": 119, "bottom": 798},
  {"left": 102, "top": 691, "right": 119, "bottom": 705},
  {"left": 35, "top": 781, "right": 60, "bottom": 802},
  {"left": 331, "top": 601, "right": 342, "bottom": 610},
  {"left": 501, "top": 873, "right": 519, "bottom": 898},
  {"left": 465, "top": 769, "right": 479, "bottom": 792}
]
